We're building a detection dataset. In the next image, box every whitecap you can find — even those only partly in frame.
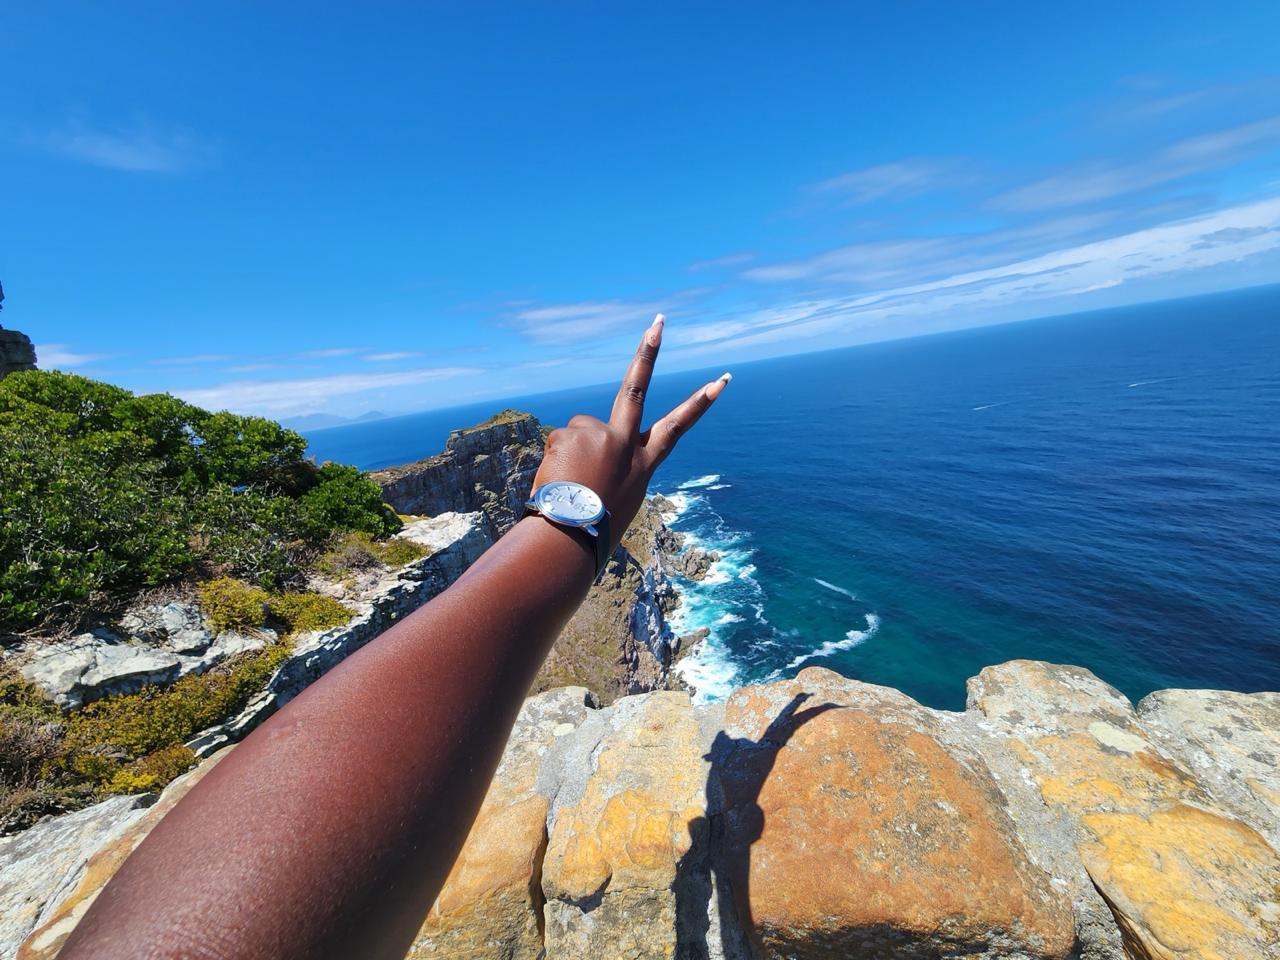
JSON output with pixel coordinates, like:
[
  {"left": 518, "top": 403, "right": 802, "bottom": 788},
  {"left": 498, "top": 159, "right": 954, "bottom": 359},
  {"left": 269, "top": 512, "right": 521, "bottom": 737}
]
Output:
[
  {"left": 1128, "top": 377, "right": 1180, "bottom": 388},
  {"left": 674, "top": 633, "right": 741, "bottom": 703},
  {"left": 973, "top": 401, "right": 1014, "bottom": 411},
  {"left": 814, "top": 578, "right": 858, "bottom": 601},
  {"left": 781, "top": 613, "right": 881, "bottom": 671},
  {"left": 678, "top": 474, "right": 721, "bottom": 490},
  {"left": 715, "top": 612, "right": 745, "bottom": 626},
  {"left": 706, "top": 483, "right": 731, "bottom": 490}
]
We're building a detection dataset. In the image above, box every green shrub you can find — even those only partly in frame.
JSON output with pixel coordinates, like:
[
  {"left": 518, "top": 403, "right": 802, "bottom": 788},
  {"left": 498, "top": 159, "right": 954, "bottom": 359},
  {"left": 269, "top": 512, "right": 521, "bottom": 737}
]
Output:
[
  {"left": 0, "top": 370, "right": 393, "bottom": 634},
  {"left": 197, "top": 578, "right": 269, "bottom": 633},
  {"left": 267, "top": 591, "right": 353, "bottom": 634},
  {"left": 300, "top": 462, "right": 400, "bottom": 539}
]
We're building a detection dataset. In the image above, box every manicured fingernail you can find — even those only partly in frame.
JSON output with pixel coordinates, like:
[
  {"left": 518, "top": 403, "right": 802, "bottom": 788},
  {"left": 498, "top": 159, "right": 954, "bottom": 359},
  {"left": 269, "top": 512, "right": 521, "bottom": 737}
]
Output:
[
  {"left": 705, "top": 373, "right": 731, "bottom": 400},
  {"left": 718, "top": 372, "right": 732, "bottom": 384},
  {"left": 646, "top": 313, "right": 665, "bottom": 346}
]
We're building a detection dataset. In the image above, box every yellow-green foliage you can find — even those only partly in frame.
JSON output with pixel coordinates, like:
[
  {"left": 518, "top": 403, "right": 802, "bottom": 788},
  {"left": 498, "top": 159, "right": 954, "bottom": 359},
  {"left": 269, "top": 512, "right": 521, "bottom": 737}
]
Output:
[
  {"left": 68, "top": 644, "right": 290, "bottom": 760},
  {"left": 317, "top": 530, "right": 430, "bottom": 581},
  {"left": 197, "top": 577, "right": 269, "bottom": 633},
  {"left": 105, "top": 745, "right": 198, "bottom": 795},
  {"left": 267, "top": 592, "right": 353, "bottom": 634}
]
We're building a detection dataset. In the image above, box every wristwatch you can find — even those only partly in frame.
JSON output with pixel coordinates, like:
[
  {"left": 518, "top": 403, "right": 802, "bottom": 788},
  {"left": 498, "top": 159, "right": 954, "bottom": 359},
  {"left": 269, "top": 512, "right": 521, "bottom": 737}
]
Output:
[{"left": 524, "top": 481, "right": 612, "bottom": 580}]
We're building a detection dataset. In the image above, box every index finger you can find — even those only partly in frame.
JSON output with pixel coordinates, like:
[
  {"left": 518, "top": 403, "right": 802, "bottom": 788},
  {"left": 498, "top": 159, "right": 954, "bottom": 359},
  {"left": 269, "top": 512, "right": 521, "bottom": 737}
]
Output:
[{"left": 609, "top": 313, "right": 665, "bottom": 434}]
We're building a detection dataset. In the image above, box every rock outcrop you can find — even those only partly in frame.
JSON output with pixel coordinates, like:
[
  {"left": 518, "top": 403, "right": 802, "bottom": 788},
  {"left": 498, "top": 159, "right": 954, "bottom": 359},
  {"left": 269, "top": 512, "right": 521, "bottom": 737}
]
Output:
[
  {"left": 0, "top": 329, "right": 36, "bottom": 380},
  {"left": 373, "top": 410, "right": 545, "bottom": 534},
  {"left": 10, "top": 660, "right": 1276, "bottom": 959}
]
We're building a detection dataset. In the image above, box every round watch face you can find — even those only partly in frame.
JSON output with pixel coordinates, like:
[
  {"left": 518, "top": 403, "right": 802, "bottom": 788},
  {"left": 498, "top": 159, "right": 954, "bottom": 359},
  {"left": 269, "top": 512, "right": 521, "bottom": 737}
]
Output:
[{"left": 536, "top": 481, "right": 604, "bottom": 525}]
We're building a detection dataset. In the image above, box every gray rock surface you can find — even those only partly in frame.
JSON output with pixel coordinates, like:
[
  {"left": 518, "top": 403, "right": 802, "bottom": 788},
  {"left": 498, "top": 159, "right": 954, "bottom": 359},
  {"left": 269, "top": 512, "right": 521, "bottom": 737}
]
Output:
[
  {"left": 17, "top": 616, "right": 273, "bottom": 710},
  {"left": 1137, "top": 686, "right": 1280, "bottom": 849},
  {"left": 0, "top": 795, "right": 150, "bottom": 958}
]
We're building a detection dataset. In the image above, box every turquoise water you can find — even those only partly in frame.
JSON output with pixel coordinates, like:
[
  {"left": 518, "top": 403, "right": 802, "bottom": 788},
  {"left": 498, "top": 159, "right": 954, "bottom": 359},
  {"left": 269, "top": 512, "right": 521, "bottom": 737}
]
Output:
[{"left": 307, "top": 285, "right": 1280, "bottom": 710}]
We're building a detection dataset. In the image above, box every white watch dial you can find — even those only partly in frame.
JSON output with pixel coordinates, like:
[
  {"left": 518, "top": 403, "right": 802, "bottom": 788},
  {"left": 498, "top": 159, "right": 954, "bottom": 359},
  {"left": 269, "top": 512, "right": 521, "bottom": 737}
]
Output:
[{"left": 537, "top": 481, "right": 604, "bottom": 524}]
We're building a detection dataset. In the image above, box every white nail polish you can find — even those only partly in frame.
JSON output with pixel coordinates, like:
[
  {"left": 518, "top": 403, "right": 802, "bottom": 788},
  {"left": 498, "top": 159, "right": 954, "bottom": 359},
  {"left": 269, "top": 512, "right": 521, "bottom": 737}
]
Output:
[{"left": 719, "top": 372, "right": 732, "bottom": 383}]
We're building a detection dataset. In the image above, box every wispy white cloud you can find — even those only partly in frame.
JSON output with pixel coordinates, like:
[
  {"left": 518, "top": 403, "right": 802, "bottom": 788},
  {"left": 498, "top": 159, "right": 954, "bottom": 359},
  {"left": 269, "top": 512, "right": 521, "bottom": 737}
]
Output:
[
  {"left": 177, "top": 366, "right": 484, "bottom": 416},
  {"left": 364, "top": 351, "right": 424, "bottom": 362},
  {"left": 34, "top": 122, "right": 214, "bottom": 173},
  {"left": 302, "top": 347, "right": 365, "bottom": 358},
  {"left": 687, "top": 252, "right": 756, "bottom": 272},
  {"left": 149, "top": 353, "right": 232, "bottom": 365},
  {"left": 510, "top": 299, "right": 668, "bottom": 345},
  {"left": 993, "top": 116, "right": 1280, "bottom": 211},
  {"left": 34, "top": 344, "right": 110, "bottom": 368},
  {"left": 675, "top": 197, "right": 1280, "bottom": 354},
  {"left": 813, "top": 159, "right": 966, "bottom": 205}
]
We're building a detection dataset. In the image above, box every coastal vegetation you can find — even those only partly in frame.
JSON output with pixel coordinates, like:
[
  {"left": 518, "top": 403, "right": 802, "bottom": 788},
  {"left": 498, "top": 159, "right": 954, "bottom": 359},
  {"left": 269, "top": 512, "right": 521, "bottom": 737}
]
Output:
[
  {"left": 0, "top": 369, "right": 399, "bottom": 635},
  {"left": 0, "top": 370, "right": 421, "bottom": 829}
]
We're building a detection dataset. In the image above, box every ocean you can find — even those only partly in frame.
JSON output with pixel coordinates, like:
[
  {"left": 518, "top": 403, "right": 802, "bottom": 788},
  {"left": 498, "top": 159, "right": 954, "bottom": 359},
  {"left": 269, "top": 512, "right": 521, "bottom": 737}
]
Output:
[{"left": 306, "top": 285, "right": 1280, "bottom": 710}]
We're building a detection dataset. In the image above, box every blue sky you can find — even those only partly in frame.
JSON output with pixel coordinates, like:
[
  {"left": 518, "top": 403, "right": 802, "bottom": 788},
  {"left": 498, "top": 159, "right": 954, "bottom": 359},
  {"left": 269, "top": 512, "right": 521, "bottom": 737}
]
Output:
[{"left": 3, "top": 2, "right": 1279, "bottom": 419}]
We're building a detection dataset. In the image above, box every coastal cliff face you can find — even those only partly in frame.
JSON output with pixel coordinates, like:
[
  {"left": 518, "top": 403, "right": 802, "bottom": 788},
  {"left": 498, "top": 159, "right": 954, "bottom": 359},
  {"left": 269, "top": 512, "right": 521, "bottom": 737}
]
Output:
[
  {"left": 0, "top": 330, "right": 36, "bottom": 380},
  {"left": 6, "top": 661, "right": 1276, "bottom": 960},
  {"left": 372, "top": 410, "right": 545, "bottom": 534}
]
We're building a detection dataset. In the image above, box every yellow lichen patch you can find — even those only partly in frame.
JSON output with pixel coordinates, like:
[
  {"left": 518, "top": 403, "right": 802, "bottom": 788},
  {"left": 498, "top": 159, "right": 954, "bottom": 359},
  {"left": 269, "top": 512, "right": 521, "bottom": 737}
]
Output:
[
  {"left": 540, "top": 691, "right": 709, "bottom": 958},
  {"left": 1021, "top": 733, "right": 1190, "bottom": 816},
  {"left": 1079, "top": 804, "right": 1280, "bottom": 960}
]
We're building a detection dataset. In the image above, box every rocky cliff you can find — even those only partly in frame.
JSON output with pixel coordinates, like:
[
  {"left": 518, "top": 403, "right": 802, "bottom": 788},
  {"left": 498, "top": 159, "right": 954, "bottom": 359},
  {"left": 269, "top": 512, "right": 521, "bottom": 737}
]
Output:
[
  {"left": 5, "top": 661, "right": 1276, "bottom": 960},
  {"left": 372, "top": 410, "right": 546, "bottom": 534},
  {"left": 0, "top": 330, "right": 36, "bottom": 380}
]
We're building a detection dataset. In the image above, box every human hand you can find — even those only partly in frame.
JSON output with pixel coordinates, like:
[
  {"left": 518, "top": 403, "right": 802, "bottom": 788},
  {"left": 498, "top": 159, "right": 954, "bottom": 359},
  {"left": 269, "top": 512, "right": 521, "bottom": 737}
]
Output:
[{"left": 531, "top": 314, "right": 730, "bottom": 549}]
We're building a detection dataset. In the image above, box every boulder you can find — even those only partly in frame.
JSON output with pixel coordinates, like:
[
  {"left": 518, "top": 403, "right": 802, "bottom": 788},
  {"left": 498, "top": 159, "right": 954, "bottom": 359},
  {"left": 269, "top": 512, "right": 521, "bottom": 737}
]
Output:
[
  {"left": 540, "top": 690, "right": 720, "bottom": 960},
  {"left": 117, "top": 601, "right": 213, "bottom": 654},
  {"left": 968, "top": 660, "right": 1280, "bottom": 960},
  {"left": 720, "top": 669, "right": 1076, "bottom": 959},
  {"left": 408, "top": 687, "right": 595, "bottom": 959},
  {"left": 17, "top": 631, "right": 182, "bottom": 710},
  {"left": 16, "top": 749, "right": 234, "bottom": 960},
  {"left": 0, "top": 796, "right": 150, "bottom": 959},
  {"left": 1137, "top": 687, "right": 1280, "bottom": 849}
]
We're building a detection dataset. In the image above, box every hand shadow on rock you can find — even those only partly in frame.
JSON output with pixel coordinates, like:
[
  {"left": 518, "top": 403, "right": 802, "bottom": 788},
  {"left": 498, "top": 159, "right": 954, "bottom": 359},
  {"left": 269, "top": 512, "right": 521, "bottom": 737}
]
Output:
[{"left": 675, "top": 692, "right": 842, "bottom": 959}]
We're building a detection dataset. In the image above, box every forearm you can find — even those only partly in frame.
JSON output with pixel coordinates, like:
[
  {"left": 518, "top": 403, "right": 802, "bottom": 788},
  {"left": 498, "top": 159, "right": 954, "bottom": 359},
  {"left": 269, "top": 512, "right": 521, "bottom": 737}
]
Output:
[{"left": 59, "top": 515, "right": 596, "bottom": 960}]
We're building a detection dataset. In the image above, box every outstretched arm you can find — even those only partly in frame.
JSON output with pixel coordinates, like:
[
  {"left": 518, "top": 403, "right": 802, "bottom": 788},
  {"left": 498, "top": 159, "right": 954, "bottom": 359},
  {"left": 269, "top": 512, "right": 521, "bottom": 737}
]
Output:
[{"left": 59, "top": 315, "right": 729, "bottom": 960}]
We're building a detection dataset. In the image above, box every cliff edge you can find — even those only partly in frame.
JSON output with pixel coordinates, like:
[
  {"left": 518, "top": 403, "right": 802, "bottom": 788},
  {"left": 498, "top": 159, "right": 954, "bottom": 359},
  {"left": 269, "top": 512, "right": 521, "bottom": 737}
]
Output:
[
  {"left": 6, "top": 662, "right": 1276, "bottom": 959},
  {"left": 0, "top": 330, "right": 36, "bottom": 380}
]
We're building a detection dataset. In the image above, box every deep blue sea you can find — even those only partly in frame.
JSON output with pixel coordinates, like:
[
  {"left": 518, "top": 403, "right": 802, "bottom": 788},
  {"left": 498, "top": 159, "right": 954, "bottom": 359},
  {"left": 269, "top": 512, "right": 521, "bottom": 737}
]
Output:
[{"left": 306, "top": 285, "right": 1280, "bottom": 710}]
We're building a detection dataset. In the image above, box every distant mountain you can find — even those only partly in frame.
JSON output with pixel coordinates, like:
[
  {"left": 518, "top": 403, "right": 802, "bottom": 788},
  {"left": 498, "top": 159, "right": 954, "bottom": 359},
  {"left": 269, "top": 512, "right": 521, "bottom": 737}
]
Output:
[{"left": 284, "top": 410, "right": 393, "bottom": 432}]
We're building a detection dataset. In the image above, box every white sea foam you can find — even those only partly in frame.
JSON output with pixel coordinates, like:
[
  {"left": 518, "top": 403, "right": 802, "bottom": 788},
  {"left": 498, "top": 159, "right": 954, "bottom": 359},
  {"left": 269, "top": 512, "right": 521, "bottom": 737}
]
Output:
[
  {"left": 780, "top": 613, "right": 881, "bottom": 671},
  {"left": 814, "top": 578, "right": 858, "bottom": 601},
  {"left": 973, "top": 401, "right": 1014, "bottom": 411},
  {"left": 679, "top": 474, "right": 722, "bottom": 489},
  {"left": 706, "top": 483, "right": 731, "bottom": 490},
  {"left": 715, "top": 612, "right": 745, "bottom": 625},
  {"left": 1128, "top": 377, "right": 1180, "bottom": 388}
]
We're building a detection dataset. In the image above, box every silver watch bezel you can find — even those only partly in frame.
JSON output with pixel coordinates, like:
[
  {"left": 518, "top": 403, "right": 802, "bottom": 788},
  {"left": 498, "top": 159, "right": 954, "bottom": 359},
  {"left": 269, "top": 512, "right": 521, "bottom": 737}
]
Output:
[{"left": 527, "top": 481, "right": 605, "bottom": 535}]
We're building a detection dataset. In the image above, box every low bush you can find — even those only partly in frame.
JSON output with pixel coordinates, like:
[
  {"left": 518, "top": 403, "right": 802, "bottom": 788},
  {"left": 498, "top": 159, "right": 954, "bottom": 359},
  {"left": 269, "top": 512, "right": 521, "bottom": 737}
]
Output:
[
  {"left": 105, "top": 745, "right": 198, "bottom": 795},
  {"left": 197, "top": 578, "right": 269, "bottom": 634},
  {"left": 267, "top": 592, "right": 353, "bottom": 634},
  {"left": 317, "top": 531, "right": 430, "bottom": 582},
  {"left": 67, "top": 643, "right": 291, "bottom": 760}
]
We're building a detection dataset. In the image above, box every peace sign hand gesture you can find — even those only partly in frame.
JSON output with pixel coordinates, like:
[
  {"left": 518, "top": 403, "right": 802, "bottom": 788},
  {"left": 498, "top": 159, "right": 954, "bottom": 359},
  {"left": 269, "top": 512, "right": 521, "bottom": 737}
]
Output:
[{"left": 531, "top": 314, "right": 731, "bottom": 551}]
